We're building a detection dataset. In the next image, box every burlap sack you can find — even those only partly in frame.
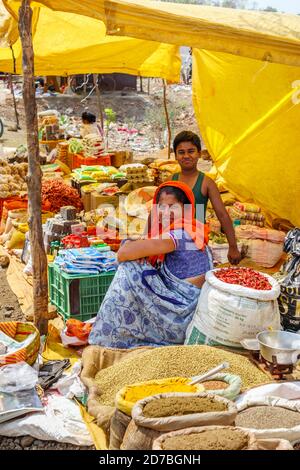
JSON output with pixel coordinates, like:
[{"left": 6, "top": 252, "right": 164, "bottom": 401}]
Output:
[
  {"left": 152, "top": 426, "right": 261, "bottom": 450},
  {"left": 109, "top": 409, "right": 131, "bottom": 450},
  {"left": 121, "top": 420, "right": 161, "bottom": 451},
  {"left": 132, "top": 392, "right": 237, "bottom": 433},
  {"left": 80, "top": 345, "right": 153, "bottom": 433}
]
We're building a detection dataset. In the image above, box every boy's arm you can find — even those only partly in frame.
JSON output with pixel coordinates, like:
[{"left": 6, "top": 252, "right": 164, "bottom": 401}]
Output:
[{"left": 206, "top": 178, "right": 241, "bottom": 265}]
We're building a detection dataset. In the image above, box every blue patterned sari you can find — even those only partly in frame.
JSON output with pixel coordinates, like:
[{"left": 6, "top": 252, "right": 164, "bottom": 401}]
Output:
[{"left": 89, "top": 260, "right": 202, "bottom": 349}]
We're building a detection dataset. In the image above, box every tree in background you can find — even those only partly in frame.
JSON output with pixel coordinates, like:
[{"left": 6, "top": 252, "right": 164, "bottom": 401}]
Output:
[{"left": 263, "top": 6, "right": 278, "bottom": 12}]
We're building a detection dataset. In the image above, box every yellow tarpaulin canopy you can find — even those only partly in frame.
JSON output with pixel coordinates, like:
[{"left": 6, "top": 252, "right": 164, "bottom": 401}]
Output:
[
  {"left": 2, "top": 1, "right": 300, "bottom": 225},
  {"left": 0, "top": 1, "right": 180, "bottom": 80},
  {"left": 192, "top": 49, "right": 300, "bottom": 227},
  {"left": 10, "top": 0, "right": 300, "bottom": 67}
]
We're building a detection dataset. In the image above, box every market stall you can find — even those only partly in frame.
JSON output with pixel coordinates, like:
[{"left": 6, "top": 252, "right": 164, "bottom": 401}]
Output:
[{"left": 1, "top": 0, "right": 300, "bottom": 454}]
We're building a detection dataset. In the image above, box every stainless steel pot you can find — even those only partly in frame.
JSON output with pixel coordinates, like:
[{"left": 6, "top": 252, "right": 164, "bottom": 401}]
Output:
[{"left": 257, "top": 330, "right": 300, "bottom": 365}]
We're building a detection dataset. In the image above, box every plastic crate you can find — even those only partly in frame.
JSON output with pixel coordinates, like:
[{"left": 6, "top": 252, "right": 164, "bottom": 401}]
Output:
[
  {"left": 71, "top": 153, "right": 112, "bottom": 170},
  {"left": 48, "top": 263, "right": 115, "bottom": 321}
]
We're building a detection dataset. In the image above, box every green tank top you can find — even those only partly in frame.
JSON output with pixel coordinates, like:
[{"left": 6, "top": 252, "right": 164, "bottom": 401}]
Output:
[{"left": 172, "top": 172, "right": 208, "bottom": 223}]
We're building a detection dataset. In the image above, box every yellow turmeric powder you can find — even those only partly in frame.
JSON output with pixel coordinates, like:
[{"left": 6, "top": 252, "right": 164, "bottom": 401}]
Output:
[{"left": 117, "top": 377, "right": 204, "bottom": 415}]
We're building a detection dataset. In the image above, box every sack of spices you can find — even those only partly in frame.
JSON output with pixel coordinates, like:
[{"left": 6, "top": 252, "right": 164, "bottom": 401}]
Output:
[
  {"left": 235, "top": 397, "right": 300, "bottom": 442},
  {"left": 116, "top": 377, "right": 204, "bottom": 417},
  {"left": 245, "top": 239, "right": 283, "bottom": 268},
  {"left": 152, "top": 425, "right": 260, "bottom": 450},
  {"left": 200, "top": 373, "right": 242, "bottom": 401},
  {"left": 122, "top": 392, "right": 237, "bottom": 450},
  {"left": 185, "top": 268, "right": 280, "bottom": 349}
]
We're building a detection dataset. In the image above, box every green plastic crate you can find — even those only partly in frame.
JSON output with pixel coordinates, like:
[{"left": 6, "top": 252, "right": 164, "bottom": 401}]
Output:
[{"left": 48, "top": 263, "right": 115, "bottom": 321}]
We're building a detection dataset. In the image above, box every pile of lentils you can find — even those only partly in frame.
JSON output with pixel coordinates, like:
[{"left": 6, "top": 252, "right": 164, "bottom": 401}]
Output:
[{"left": 94, "top": 345, "right": 269, "bottom": 407}]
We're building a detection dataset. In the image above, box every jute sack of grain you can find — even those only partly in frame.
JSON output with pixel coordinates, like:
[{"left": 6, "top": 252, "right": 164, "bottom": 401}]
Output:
[
  {"left": 185, "top": 269, "right": 280, "bottom": 349},
  {"left": 109, "top": 409, "right": 132, "bottom": 450},
  {"left": 122, "top": 392, "right": 237, "bottom": 450},
  {"left": 80, "top": 345, "right": 153, "bottom": 434},
  {"left": 152, "top": 425, "right": 291, "bottom": 450},
  {"left": 235, "top": 397, "right": 300, "bottom": 442}
]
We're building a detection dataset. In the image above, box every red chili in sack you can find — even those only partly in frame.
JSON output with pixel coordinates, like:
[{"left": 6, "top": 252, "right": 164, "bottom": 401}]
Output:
[{"left": 214, "top": 267, "right": 272, "bottom": 290}]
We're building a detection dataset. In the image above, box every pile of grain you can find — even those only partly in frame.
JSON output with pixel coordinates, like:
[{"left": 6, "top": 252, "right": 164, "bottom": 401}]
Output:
[
  {"left": 94, "top": 345, "right": 269, "bottom": 407},
  {"left": 236, "top": 406, "right": 300, "bottom": 430},
  {"left": 161, "top": 428, "right": 248, "bottom": 450},
  {"left": 143, "top": 396, "right": 226, "bottom": 418}
]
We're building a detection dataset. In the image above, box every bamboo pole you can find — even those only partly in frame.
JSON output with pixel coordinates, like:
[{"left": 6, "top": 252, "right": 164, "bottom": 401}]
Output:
[
  {"left": 19, "top": 0, "right": 48, "bottom": 335},
  {"left": 93, "top": 74, "right": 104, "bottom": 133},
  {"left": 8, "top": 74, "right": 20, "bottom": 130},
  {"left": 162, "top": 79, "right": 171, "bottom": 159}
]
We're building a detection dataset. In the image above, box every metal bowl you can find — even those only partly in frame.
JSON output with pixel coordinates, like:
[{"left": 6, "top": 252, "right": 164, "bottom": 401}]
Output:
[{"left": 257, "top": 330, "right": 300, "bottom": 365}]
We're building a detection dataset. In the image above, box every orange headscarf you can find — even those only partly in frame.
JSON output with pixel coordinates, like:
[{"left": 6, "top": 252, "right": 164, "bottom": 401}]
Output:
[{"left": 147, "top": 181, "right": 209, "bottom": 265}]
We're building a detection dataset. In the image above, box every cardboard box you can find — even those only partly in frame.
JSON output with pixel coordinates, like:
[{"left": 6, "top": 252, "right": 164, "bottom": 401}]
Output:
[{"left": 90, "top": 192, "right": 119, "bottom": 211}]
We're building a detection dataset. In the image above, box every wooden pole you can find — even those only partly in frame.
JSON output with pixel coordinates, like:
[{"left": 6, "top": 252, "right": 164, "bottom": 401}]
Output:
[
  {"left": 8, "top": 74, "right": 20, "bottom": 130},
  {"left": 19, "top": 0, "right": 48, "bottom": 335},
  {"left": 93, "top": 74, "right": 104, "bottom": 133},
  {"left": 147, "top": 78, "right": 150, "bottom": 95},
  {"left": 139, "top": 76, "right": 143, "bottom": 93},
  {"left": 83, "top": 74, "right": 87, "bottom": 96},
  {"left": 162, "top": 79, "right": 171, "bottom": 159}
]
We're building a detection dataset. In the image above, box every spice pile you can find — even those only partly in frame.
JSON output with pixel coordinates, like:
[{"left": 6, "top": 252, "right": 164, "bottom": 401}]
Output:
[
  {"left": 41, "top": 179, "right": 83, "bottom": 213},
  {"left": 214, "top": 268, "right": 272, "bottom": 290},
  {"left": 161, "top": 428, "right": 248, "bottom": 451},
  {"left": 235, "top": 406, "right": 300, "bottom": 430},
  {"left": 123, "top": 378, "right": 200, "bottom": 404},
  {"left": 202, "top": 380, "right": 227, "bottom": 391},
  {"left": 0, "top": 159, "right": 28, "bottom": 198},
  {"left": 94, "top": 345, "right": 269, "bottom": 407},
  {"left": 143, "top": 396, "right": 227, "bottom": 418}
]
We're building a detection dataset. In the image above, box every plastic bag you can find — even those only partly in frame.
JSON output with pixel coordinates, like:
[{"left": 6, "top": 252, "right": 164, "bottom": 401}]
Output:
[{"left": 0, "top": 362, "right": 38, "bottom": 392}]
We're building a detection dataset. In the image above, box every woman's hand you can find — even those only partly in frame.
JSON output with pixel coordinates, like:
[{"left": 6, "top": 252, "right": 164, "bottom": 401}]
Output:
[{"left": 227, "top": 245, "right": 242, "bottom": 265}]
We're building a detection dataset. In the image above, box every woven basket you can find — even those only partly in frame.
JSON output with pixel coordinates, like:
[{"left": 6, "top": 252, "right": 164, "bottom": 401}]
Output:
[{"left": 0, "top": 321, "right": 40, "bottom": 366}]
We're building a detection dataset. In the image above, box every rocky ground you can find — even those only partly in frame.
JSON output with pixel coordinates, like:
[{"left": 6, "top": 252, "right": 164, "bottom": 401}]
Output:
[{"left": 0, "top": 435, "right": 95, "bottom": 451}]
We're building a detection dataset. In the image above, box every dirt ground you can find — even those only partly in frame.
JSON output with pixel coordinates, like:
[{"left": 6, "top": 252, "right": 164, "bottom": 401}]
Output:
[
  {"left": 0, "top": 267, "right": 24, "bottom": 322},
  {"left": 1, "top": 80, "right": 199, "bottom": 150}
]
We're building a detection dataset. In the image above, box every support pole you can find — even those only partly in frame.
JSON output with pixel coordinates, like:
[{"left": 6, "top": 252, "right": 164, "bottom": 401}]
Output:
[
  {"left": 8, "top": 73, "right": 20, "bottom": 130},
  {"left": 19, "top": 0, "right": 48, "bottom": 335},
  {"left": 93, "top": 74, "right": 104, "bottom": 133},
  {"left": 162, "top": 79, "right": 171, "bottom": 159}
]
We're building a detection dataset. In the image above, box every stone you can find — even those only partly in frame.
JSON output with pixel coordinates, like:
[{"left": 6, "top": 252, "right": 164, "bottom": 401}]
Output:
[
  {"left": 4, "top": 305, "right": 14, "bottom": 311},
  {"left": 4, "top": 311, "right": 12, "bottom": 318},
  {"left": 20, "top": 436, "right": 35, "bottom": 448}
]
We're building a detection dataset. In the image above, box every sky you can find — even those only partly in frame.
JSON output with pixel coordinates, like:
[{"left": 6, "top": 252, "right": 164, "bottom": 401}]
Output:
[{"left": 254, "top": 0, "right": 299, "bottom": 13}]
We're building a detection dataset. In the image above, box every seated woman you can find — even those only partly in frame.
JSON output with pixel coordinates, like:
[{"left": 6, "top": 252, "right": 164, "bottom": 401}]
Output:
[{"left": 89, "top": 181, "right": 212, "bottom": 349}]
